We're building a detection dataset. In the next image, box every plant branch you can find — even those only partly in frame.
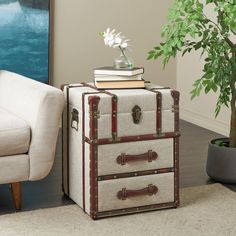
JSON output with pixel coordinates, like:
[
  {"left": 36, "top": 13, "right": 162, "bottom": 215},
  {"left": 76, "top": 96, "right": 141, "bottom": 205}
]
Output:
[
  {"left": 231, "top": 29, "right": 236, "bottom": 36},
  {"left": 203, "top": 15, "right": 221, "bottom": 32},
  {"left": 202, "top": 13, "right": 235, "bottom": 49},
  {"left": 230, "top": 52, "right": 236, "bottom": 98},
  {"left": 225, "top": 37, "right": 235, "bottom": 48}
]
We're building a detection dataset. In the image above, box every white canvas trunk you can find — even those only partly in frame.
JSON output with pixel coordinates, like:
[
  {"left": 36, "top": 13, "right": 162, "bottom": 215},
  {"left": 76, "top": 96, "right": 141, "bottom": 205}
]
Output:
[{"left": 62, "top": 82, "right": 180, "bottom": 219}]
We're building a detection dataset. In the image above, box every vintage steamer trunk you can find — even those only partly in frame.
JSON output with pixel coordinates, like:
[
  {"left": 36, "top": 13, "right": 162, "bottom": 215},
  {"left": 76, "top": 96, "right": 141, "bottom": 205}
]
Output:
[{"left": 62, "top": 82, "right": 180, "bottom": 219}]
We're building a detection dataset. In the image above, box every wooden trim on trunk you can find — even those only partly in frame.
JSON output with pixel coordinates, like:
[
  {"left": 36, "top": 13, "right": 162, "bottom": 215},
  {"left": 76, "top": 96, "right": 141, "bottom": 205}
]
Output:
[
  {"left": 11, "top": 182, "right": 21, "bottom": 210},
  {"left": 97, "top": 167, "right": 174, "bottom": 181},
  {"left": 88, "top": 95, "right": 100, "bottom": 220},
  {"left": 96, "top": 201, "right": 175, "bottom": 219},
  {"left": 174, "top": 137, "right": 180, "bottom": 206},
  {"left": 156, "top": 92, "right": 162, "bottom": 135},
  {"left": 81, "top": 83, "right": 119, "bottom": 141},
  {"left": 66, "top": 86, "right": 70, "bottom": 195},
  {"left": 82, "top": 93, "right": 86, "bottom": 211},
  {"left": 81, "top": 91, "right": 102, "bottom": 211},
  {"left": 84, "top": 132, "right": 180, "bottom": 145},
  {"left": 145, "top": 87, "right": 165, "bottom": 135},
  {"left": 61, "top": 85, "right": 65, "bottom": 193},
  {"left": 171, "top": 90, "right": 180, "bottom": 206},
  {"left": 104, "top": 91, "right": 118, "bottom": 141},
  {"left": 171, "top": 90, "right": 180, "bottom": 132}
]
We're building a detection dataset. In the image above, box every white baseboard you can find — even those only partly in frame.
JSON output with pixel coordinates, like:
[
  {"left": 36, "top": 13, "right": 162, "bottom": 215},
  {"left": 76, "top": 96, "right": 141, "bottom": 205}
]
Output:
[{"left": 180, "top": 108, "right": 229, "bottom": 136}]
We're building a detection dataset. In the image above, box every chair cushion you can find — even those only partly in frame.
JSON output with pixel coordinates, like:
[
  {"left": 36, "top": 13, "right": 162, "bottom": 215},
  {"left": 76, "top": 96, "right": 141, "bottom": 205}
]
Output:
[{"left": 0, "top": 108, "right": 30, "bottom": 157}]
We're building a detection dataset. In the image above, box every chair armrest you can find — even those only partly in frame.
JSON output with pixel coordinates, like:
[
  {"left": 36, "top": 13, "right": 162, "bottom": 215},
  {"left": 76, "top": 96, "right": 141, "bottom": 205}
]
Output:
[{"left": 0, "top": 70, "right": 64, "bottom": 180}]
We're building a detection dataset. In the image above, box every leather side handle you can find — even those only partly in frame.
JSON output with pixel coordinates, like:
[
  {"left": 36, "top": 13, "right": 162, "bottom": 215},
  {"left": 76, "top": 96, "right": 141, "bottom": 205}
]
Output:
[
  {"left": 117, "top": 184, "right": 158, "bottom": 200},
  {"left": 116, "top": 150, "right": 158, "bottom": 165},
  {"left": 71, "top": 108, "right": 79, "bottom": 131}
]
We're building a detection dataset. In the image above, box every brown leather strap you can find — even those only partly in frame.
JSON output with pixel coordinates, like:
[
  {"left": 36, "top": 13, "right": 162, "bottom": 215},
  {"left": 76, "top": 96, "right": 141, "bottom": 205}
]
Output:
[
  {"left": 101, "top": 90, "right": 118, "bottom": 141},
  {"left": 149, "top": 87, "right": 170, "bottom": 90},
  {"left": 171, "top": 90, "right": 180, "bottom": 132},
  {"left": 156, "top": 92, "right": 162, "bottom": 135},
  {"left": 117, "top": 184, "right": 158, "bottom": 200},
  {"left": 145, "top": 87, "right": 163, "bottom": 135},
  {"left": 111, "top": 96, "right": 118, "bottom": 140},
  {"left": 116, "top": 150, "right": 158, "bottom": 165},
  {"left": 66, "top": 86, "right": 70, "bottom": 195},
  {"left": 82, "top": 91, "right": 101, "bottom": 212},
  {"left": 88, "top": 95, "right": 100, "bottom": 219},
  {"left": 80, "top": 83, "right": 118, "bottom": 141}
]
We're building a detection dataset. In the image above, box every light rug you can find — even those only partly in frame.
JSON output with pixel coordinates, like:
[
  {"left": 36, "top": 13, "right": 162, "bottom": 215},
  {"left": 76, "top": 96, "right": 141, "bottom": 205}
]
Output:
[{"left": 0, "top": 184, "right": 236, "bottom": 236}]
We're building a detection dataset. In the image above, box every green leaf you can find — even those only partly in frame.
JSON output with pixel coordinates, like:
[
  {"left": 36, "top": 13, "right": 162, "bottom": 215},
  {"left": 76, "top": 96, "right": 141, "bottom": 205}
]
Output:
[
  {"left": 147, "top": 54, "right": 154, "bottom": 60},
  {"left": 182, "top": 48, "right": 190, "bottom": 56},
  {"left": 212, "top": 83, "right": 217, "bottom": 92},
  {"left": 205, "top": 85, "right": 211, "bottom": 94},
  {"left": 194, "top": 42, "right": 202, "bottom": 50},
  {"left": 205, "top": 57, "right": 211, "bottom": 62},
  {"left": 154, "top": 46, "right": 160, "bottom": 50},
  {"left": 206, "top": 0, "right": 214, "bottom": 4}
]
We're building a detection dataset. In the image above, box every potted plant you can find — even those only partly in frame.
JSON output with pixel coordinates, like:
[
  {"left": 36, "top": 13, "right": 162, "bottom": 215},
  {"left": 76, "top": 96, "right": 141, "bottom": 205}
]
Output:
[{"left": 148, "top": 0, "right": 236, "bottom": 183}]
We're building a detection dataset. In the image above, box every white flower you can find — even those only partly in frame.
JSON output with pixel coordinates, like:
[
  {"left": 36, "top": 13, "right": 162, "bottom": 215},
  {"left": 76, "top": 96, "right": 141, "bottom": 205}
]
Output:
[
  {"left": 101, "top": 28, "right": 130, "bottom": 50},
  {"left": 114, "top": 35, "right": 122, "bottom": 45},
  {"left": 103, "top": 28, "right": 114, "bottom": 46},
  {"left": 121, "top": 39, "right": 129, "bottom": 49},
  {"left": 100, "top": 28, "right": 133, "bottom": 68}
]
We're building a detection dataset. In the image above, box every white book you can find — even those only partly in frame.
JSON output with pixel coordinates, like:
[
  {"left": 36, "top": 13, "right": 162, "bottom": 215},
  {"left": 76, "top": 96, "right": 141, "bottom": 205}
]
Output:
[
  {"left": 95, "top": 79, "right": 145, "bottom": 89},
  {"left": 94, "top": 67, "right": 144, "bottom": 76},
  {"left": 95, "top": 74, "right": 143, "bottom": 82}
]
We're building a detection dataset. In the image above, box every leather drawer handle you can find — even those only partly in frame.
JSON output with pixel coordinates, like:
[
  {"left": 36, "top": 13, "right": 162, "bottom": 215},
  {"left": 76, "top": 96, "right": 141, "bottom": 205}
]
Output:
[
  {"left": 117, "top": 184, "right": 158, "bottom": 200},
  {"left": 116, "top": 150, "right": 158, "bottom": 165}
]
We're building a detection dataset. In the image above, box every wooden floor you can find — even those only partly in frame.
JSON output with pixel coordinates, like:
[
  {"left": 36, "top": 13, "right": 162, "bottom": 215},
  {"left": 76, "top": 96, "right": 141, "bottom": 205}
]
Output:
[{"left": 0, "top": 120, "right": 235, "bottom": 214}]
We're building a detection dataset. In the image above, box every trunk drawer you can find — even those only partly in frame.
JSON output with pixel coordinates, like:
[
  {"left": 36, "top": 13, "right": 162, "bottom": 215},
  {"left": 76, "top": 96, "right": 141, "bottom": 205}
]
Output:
[
  {"left": 98, "top": 172, "right": 174, "bottom": 212},
  {"left": 96, "top": 138, "right": 174, "bottom": 176}
]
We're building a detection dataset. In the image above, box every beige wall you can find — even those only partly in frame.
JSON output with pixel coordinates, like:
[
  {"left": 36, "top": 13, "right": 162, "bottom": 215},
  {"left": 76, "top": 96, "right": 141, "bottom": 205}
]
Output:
[
  {"left": 52, "top": 1, "right": 231, "bottom": 135},
  {"left": 51, "top": 0, "right": 176, "bottom": 88},
  {"left": 177, "top": 52, "right": 230, "bottom": 136},
  {"left": 177, "top": 4, "right": 230, "bottom": 136}
]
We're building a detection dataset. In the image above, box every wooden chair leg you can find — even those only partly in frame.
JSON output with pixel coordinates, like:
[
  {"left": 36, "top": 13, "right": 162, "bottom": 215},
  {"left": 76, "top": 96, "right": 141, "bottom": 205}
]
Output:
[{"left": 10, "top": 182, "right": 22, "bottom": 210}]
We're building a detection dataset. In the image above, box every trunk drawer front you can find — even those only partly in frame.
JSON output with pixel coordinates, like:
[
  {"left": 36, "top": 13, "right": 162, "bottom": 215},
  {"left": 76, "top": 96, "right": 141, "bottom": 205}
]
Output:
[
  {"left": 98, "top": 172, "right": 174, "bottom": 212},
  {"left": 98, "top": 139, "right": 173, "bottom": 176}
]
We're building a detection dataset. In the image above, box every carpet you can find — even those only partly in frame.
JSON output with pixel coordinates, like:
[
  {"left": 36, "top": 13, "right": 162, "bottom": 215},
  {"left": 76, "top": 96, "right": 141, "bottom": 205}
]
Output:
[{"left": 0, "top": 184, "right": 235, "bottom": 236}]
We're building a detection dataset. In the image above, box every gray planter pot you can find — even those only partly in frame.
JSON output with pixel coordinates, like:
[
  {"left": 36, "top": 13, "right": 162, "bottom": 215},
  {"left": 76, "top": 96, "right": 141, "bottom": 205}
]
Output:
[{"left": 206, "top": 138, "right": 236, "bottom": 183}]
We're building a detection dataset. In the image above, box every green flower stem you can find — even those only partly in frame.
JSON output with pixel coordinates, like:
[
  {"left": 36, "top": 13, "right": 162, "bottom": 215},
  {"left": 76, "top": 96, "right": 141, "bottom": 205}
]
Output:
[{"left": 119, "top": 46, "right": 129, "bottom": 66}]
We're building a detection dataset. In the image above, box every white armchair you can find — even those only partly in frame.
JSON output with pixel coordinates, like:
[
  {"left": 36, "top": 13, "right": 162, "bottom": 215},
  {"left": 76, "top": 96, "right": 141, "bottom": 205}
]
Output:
[{"left": 0, "top": 70, "right": 64, "bottom": 209}]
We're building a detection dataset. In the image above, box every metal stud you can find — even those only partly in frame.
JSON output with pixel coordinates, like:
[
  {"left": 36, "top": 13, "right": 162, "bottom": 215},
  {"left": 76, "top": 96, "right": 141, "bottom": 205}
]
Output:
[{"left": 112, "top": 96, "right": 118, "bottom": 102}]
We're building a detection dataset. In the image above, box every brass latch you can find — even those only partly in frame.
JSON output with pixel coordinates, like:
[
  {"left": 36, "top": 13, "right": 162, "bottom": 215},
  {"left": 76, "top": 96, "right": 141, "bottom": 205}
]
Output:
[{"left": 132, "top": 105, "right": 142, "bottom": 124}]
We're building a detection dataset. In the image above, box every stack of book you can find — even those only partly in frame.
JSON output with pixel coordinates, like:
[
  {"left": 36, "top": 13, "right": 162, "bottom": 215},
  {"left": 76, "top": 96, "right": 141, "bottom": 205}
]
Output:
[{"left": 94, "top": 67, "right": 145, "bottom": 89}]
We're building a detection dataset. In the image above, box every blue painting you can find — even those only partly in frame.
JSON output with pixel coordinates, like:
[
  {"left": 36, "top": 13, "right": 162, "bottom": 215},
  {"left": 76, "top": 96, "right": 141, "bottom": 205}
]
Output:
[{"left": 0, "top": 0, "right": 50, "bottom": 83}]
